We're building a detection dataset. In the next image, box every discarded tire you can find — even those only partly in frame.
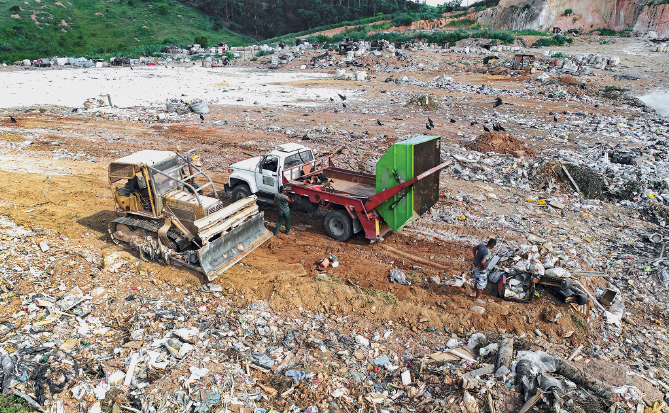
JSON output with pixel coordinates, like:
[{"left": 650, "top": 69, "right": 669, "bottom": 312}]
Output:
[{"left": 189, "top": 100, "right": 210, "bottom": 114}]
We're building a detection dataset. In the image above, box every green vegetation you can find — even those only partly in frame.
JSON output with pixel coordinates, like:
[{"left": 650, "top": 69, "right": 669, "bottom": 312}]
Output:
[
  {"left": 515, "top": 29, "right": 550, "bottom": 36},
  {"left": 593, "top": 27, "right": 618, "bottom": 36},
  {"left": 572, "top": 314, "right": 587, "bottom": 330},
  {"left": 648, "top": 0, "right": 669, "bottom": 5},
  {"left": 194, "top": 35, "right": 209, "bottom": 48},
  {"left": 0, "top": 0, "right": 254, "bottom": 63},
  {"left": 444, "top": 18, "right": 476, "bottom": 28},
  {"left": 255, "top": 50, "right": 274, "bottom": 57},
  {"left": 532, "top": 34, "right": 573, "bottom": 47},
  {"left": 0, "top": 393, "right": 32, "bottom": 413},
  {"left": 563, "top": 8, "right": 573, "bottom": 16}
]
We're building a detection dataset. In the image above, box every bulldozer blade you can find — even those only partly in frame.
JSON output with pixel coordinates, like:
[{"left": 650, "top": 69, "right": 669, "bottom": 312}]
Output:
[{"left": 198, "top": 212, "right": 272, "bottom": 281}]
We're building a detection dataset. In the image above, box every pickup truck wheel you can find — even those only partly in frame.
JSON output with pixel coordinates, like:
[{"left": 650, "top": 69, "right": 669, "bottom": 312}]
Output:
[
  {"left": 324, "top": 210, "right": 353, "bottom": 242},
  {"left": 231, "top": 184, "right": 251, "bottom": 201}
]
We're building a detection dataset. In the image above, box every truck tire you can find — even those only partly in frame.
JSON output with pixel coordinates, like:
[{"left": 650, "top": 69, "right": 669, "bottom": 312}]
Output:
[
  {"left": 324, "top": 210, "right": 353, "bottom": 242},
  {"left": 231, "top": 184, "right": 251, "bottom": 202}
]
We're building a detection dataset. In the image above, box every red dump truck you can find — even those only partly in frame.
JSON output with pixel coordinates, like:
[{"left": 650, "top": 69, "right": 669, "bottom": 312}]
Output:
[{"left": 226, "top": 135, "right": 449, "bottom": 242}]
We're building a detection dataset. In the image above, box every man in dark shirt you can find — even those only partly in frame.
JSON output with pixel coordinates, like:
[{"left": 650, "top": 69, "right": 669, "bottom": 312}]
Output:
[
  {"left": 471, "top": 238, "right": 496, "bottom": 304},
  {"left": 274, "top": 186, "right": 294, "bottom": 235}
]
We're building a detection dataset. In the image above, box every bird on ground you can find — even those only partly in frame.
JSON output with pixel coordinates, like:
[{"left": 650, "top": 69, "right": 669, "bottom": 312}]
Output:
[
  {"left": 330, "top": 97, "right": 334, "bottom": 102},
  {"left": 9, "top": 116, "right": 16, "bottom": 123},
  {"left": 343, "top": 103, "right": 347, "bottom": 109},
  {"left": 497, "top": 124, "right": 506, "bottom": 132},
  {"left": 492, "top": 124, "right": 499, "bottom": 132},
  {"left": 470, "top": 121, "right": 478, "bottom": 126},
  {"left": 426, "top": 123, "right": 432, "bottom": 130},
  {"left": 338, "top": 94, "right": 347, "bottom": 101},
  {"left": 377, "top": 120, "right": 383, "bottom": 126},
  {"left": 428, "top": 117, "right": 434, "bottom": 128},
  {"left": 483, "top": 125, "right": 491, "bottom": 132},
  {"left": 549, "top": 111, "right": 554, "bottom": 115},
  {"left": 553, "top": 116, "right": 558, "bottom": 122},
  {"left": 493, "top": 97, "right": 503, "bottom": 108},
  {"left": 450, "top": 119, "right": 456, "bottom": 123},
  {"left": 71, "top": 108, "right": 78, "bottom": 113}
]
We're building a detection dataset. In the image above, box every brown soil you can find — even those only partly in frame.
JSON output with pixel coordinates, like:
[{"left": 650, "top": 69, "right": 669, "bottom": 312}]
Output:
[{"left": 465, "top": 132, "right": 537, "bottom": 157}]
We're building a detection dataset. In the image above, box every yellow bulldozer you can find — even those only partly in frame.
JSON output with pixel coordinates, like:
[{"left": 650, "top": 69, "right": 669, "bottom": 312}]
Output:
[{"left": 107, "top": 149, "right": 272, "bottom": 280}]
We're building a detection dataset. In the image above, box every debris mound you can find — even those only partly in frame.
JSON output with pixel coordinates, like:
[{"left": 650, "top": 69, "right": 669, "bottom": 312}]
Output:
[
  {"left": 465, "top": 132, "right": 536, "bottom": 157},
  {"left": 406, "top": 95, "right": 438, "bottom": 110},
  {"left": 538, "top": 161, "right": 607, "bottom": 199}
]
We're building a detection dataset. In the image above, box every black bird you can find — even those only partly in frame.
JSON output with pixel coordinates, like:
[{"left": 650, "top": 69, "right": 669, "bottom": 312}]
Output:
[
  {"left": 493, "top": 97, "right": 502, "bottom": 108},
  {"left": 71, "top": 108, "right": 78, "bottom": 113},
  {"left": 450, "top": 119, "right": 456, "bottom": 123},
  {"left": 553, "top": 116, "right": 558, "bottom": 122},
  {"left": 338, "top": 94, "right": 347, "bottom": 101},
  {"left": 492, "top": 124, "right": 499, "bottom": 132},
  {"left": 377, "top": 120, "right": 383, "bottom": 126},
  {"left": 549, "top": 111, "right": 554, "bottom": 115},
  {"left": 470, "top": 121, "right": 478, "bottom": 126},
  {"left": 497, "top": 124, "right": 506, "bottom": 132},
  {"left": 199, "top": 114, "right": 204, "bottom": 121},
  {"left": 343, "top": 103, "right": 347, "bottom": 109},
  {"left": 428, "top": 117, "right": 434, "bottom": 128},
  {"left": 9, "top": 116, "right": 16, "bottom": 123},
  {"left": 426, "top": 123, "right": 432, "bottom": 130},
  {"left": 330, "top": 97, "right": 334, "bottom": 102},
  {"left": 483, "top": 125, "right": 491, "bottom": 132}
]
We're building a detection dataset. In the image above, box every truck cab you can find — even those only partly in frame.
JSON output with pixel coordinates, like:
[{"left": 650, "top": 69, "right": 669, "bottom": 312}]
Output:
[{"left": 226, "top": 143, "right": 315, "bottom": 202}]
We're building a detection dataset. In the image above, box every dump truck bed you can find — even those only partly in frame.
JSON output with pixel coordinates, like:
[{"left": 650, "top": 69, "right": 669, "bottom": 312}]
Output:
[{"left": 287, "top": 165, "right": 377, "bottom": 198}]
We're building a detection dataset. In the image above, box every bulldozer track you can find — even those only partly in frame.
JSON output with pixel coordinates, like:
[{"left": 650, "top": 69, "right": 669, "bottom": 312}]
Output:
[{"left": 109, "top": 216, "right": 191, "bottom": 251}]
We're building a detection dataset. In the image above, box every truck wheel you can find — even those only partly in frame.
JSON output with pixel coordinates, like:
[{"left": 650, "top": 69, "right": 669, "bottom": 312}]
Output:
[
  {"left": 231, "top": 184, "right": 251, "bottom": 201},
  {"left": 324, "top": 210, "right": 353, "bottom": 242}
]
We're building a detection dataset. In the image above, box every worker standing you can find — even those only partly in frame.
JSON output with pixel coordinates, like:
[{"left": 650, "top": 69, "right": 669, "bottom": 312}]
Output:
[
  {"left": 471, "top": 238, "right": 496, "bottom": 304},
  {"left": 274, "top": 186, "right": 294, "bottom": 235}
]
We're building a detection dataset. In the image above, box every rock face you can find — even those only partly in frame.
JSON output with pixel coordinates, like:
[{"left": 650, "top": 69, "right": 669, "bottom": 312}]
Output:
[{"left": 471, "top": 0, "right": 669, "bottom": 37}]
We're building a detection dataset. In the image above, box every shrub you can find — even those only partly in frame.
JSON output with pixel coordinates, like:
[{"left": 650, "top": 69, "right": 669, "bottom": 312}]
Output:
[
  {"left": 194, "top": 35, "right": 209, "bottom": 48},
  {"left": 9, "top": 5, "right": 20, "bottom": 12},
  {"left": 563, "top": 8, "right": 573, "bottom": 16},
  {"left": 6, "top": 29, "right": 17, "bottom": 37},
  {"left": 156, "top": 3, "right": 168, "bottom": 15},
  {"left": 255, "top": 50, "right": 274, "bottom": 57},
  {"left": 533, "top": 34, "right": 572, "bottom": 47},
  {"left": 594, "top": 28, "right": 617, "bottom": 36}
]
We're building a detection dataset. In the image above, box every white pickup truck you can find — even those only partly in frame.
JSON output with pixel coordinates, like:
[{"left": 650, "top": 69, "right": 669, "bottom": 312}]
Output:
[{"left": 225, "top": 143, "right": 315, "bottom": 203}]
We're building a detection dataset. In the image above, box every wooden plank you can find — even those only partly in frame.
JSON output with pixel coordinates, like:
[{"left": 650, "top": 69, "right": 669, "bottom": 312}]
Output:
[
  {"left": 194, "top": 197, "right": 257, "bottom": 229},
  {"left": 197, "top": 205, "right": 259, "bottom": 241}
]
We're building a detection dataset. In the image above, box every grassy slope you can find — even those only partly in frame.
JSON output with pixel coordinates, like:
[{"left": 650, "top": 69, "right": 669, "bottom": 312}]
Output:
[{"left": 0, "top": 0, "right": 255, "bottom": 62}]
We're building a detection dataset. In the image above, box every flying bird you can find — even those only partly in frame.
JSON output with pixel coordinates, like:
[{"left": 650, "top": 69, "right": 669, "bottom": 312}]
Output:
[
  {"left": 428, "top": 117, "right": 434, "bottom": 128},
  {"left": 493, "top": 97, "right": 502, "bottom": 108},
  {"left": 377, "top": 120, "right": 383, "bottom": 126},
  {"left": 338, "top": 94, "right": 347, "bottom": 101},
  {"left": 450, "top": 119, "right": 456, "bottom": 123},
  {"left": 426, "top": 123, "right": 432, "bottom": 130},
  {"left": 9, "top": 116, "right": 16, "bottom": 123},
  {"left": 483, "top": 125, "right": 491, "bottom": 132}
]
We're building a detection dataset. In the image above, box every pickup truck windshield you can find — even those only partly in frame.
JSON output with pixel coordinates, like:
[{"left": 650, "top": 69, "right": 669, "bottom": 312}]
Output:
[{"left": 284, "top": 150, "right": 314, "bottom": 169}]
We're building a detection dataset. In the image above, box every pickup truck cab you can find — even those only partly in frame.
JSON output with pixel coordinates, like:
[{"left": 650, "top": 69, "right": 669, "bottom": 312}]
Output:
[{"left": 225, "top": 143, "right": 315, "bottom": 202}]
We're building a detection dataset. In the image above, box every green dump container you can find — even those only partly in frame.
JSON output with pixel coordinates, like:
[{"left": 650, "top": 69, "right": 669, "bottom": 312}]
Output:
[{"left": 375, "top": 135, "right": 441, "bottom": 232}]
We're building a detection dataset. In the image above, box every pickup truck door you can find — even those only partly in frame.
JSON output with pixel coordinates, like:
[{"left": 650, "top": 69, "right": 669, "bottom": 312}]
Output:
[{"left": 256, "top": 155, "right": 280, "bottom": 194}]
